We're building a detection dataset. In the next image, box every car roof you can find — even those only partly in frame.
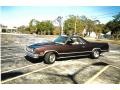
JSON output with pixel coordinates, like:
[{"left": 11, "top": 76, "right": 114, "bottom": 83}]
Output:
[{"left": 59, "top": 35, "right": 89, "bottom": 43}]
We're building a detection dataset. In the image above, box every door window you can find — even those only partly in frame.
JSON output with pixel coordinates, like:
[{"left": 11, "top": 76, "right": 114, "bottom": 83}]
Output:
[{"left": 71, "top": 37, "right": 81, "bottom": 45}]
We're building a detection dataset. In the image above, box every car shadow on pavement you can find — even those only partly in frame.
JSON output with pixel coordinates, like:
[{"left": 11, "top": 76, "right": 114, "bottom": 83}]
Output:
[
  {"left": 1, "top": 71, "right": 23, "bottom": 81},
  {"left": 24, "top": 56, "right": 43, "bottom": 63},
  {"left": 39, "top": 61, "right": 109, "bottom": 84},
  {"left": 92, "top": 62, "right": 108, "bottom": 66}
]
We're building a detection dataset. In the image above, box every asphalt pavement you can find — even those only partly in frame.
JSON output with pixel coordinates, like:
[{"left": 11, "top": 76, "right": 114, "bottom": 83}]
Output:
[{"left": 1, "top": 33, "right": 120, "bottom": 84}]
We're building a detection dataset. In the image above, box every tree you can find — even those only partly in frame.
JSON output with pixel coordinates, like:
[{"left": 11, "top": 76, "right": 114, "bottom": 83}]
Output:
[
  {"left": 53, "top": 26, "right": 60, "bottom": 35},
  {"left": 28, "top": 19, "right": 54, "bottom": 35},
  {"left": 37, "top": 20, "right": 54, "bottom": 35},
  {"left": 18, "top": 25, "right": 30, "bottom": 34},
  {"left": 29, "top": 19, "right": 39, "bottom": 34},
  {"left": 64, "top": 15, "right": 86, "bottom": 35},
  {"left": 64, "top": 15, "right": 75, "bottom": 35},
  {"left": 105, "top": 12, "right": 120, "bottom": 39}
]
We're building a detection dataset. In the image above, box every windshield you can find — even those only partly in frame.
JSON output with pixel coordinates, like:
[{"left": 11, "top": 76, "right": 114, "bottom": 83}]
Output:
[{"left": 54, "top": 36, "right": 68, "bottom": 44}]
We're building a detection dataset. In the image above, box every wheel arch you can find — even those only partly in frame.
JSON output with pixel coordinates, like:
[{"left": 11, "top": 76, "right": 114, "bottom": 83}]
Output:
[
  {"left": 43, "top": 50, "right": 59, "bottom": 57},
  {"left": 92, "top": 48, "right": 101, "bottom": 51},
  {"left": 92, "top": 48, "right": 101, "bottom": 53}
]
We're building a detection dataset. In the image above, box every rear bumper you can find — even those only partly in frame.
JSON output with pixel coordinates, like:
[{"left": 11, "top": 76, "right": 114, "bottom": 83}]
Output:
[{"left": 25, "top": 51, "right": 43, "bottom": 59}]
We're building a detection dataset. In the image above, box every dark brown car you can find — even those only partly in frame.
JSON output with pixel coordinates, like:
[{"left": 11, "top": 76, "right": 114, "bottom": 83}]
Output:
[{"left": 25, "top": 35, "right": 109, "bottom": 64}]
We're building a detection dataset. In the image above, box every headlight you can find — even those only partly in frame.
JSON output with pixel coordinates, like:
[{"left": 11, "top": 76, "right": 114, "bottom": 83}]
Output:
[{"left": 26, "top": 47, "right": 34, "bottom": 52}]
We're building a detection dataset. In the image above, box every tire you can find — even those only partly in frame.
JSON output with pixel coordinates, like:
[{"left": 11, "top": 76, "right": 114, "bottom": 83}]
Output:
[
  {"left": 91, "top": 49, "right": 100, "bottom": 59},
  {"left": 44, "top": 52, "right": 56, "bottom": 64}
]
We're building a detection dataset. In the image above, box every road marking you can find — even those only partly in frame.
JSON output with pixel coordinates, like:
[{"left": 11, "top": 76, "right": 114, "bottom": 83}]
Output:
[
  {"left": 85, "top": 65, "right": 110, "bottom": 84},
  {"left": 100, "top": 61, "right": 120, "bottom": 70},
  {"left": 1, "top": 60, "right": 87, "bottom": 74},
  {"left": 1, "top": 60, "right": 88, "bottom": 84},
  {"left": 1, "top": 63, "right": 59, "bottom": 84},
  {"left": 1, "top": 63, "right": 42, "bottom": 74},
  {"left": 1, "top": 55, "right": 13, "bottom": 57},
  {"left": 1, "top": 56, "right": 24, "bottom": 60},
  {"left": 110, "top": 51, "right": 120, "bottom": 53}
]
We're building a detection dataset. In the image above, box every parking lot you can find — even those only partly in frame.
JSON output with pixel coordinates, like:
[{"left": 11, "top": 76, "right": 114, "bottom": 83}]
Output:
[{"left": 1, "top": 33, "right": 120, "bottom": 84}]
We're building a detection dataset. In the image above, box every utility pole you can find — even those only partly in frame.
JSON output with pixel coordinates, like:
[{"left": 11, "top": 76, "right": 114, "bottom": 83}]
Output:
[
  {"left": 74, "top": 16, "right": 77, "bottom": 35},
  {"left": 57, "top": 16, "right": 63, "bottom": 35}
]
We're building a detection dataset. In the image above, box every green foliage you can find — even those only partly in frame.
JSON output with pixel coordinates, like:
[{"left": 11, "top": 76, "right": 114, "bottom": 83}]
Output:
[
  {"left": 18, "top": 12, "right": 120, "bottom": 40},
  {"left": 37, "top": 20, "right": 54, "bottom": 35},
  {"left": 18, "top": 25, "right": 30, "bottom": 34},
  {"left": 64, "top": 15, "right": 75, "bottom": 34},
  {"left": 105, "top": 12, "right": 120, "bottom": 39},
  {"left": 63, "top": 15, "right": 86, "bottom": 35},
  {"left": 29, "top": 19, "right": 39, "bottom": 33},
  {"left": 63, "top": 15, "right": 103, "bottom": 36}
]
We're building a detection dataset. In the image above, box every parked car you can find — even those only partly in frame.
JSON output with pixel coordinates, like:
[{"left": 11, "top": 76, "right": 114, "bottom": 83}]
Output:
[{"left": 25, "top": 35, "right": 109, "bottom": 64}]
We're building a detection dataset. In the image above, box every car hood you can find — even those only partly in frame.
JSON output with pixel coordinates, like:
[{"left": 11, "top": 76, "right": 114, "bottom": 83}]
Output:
[{"left": 28, "top": 42, "right": 57, "bottom": 49}]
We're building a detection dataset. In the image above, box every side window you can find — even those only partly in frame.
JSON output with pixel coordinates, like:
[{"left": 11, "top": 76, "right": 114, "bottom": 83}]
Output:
[
  {"left": 71, "top": 37, "right": 81, "bottom": 45},
  {"left": 78, "top": 37, "right": 86, "bottom": 44}
]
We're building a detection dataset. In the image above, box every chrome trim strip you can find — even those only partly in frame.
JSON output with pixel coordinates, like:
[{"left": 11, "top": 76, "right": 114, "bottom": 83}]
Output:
[
  {"left": 58, "top": 54, "right": 90, "bottom": 59},
  {"left": 101, "top": 50, "right": 108, "bottom": 52},
  {"left": 59, "top": 51, "right": 92, "bottom": 55},
  {"left": 43, "top": 48, "right": 107, "bottom": 56}
]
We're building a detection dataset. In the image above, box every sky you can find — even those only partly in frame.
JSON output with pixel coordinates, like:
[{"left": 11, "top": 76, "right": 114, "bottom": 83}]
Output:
[{"left": 1, "top": 6, "right": 120, "bottom": 27}]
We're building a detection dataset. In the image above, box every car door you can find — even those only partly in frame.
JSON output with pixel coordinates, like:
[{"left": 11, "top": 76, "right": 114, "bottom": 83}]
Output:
[
  {"left": 69, "top": 37, "right": 90, "bottom": 56},
  {"left": 57, "top": 37, "right": 74, "bottom": 57},
  {"left": 59, "top": 37, "right": 85, "bottom": 56}
]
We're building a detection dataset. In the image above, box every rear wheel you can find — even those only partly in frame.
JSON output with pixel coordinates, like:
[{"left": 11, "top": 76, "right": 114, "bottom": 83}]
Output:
[
  {"left": 91, "top": 49, "right": 100, "bottom": 59},
  {"left": 44, "top": 52, "right": 56, "bottom": 64}
]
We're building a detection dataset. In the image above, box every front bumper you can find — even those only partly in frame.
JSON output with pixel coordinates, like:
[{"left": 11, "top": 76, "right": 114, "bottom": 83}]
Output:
[{"left": 25, "top": 51, "right": 43, "bottom": 59}]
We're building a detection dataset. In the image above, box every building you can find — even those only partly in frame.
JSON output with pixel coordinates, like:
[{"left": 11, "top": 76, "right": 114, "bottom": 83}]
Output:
[{"left": 0, "top": 24, "right": 17, "bottom": 33}]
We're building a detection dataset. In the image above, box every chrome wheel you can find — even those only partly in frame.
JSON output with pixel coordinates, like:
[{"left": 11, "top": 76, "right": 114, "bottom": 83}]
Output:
[
  {"left": 44, "top": 52, "right": 56, "bottom": 64},
  {"left": 93, "top": 50, "right": 99, "bottom": 58},
  {"left": 91, "top": 49, "right": 100, "bottom": 59},
  {"left": 49, "top": 54, "right": 56, "bottom": 62}
]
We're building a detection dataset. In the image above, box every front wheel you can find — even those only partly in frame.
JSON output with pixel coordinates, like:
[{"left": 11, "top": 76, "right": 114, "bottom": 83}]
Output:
[
  {"left": 91, "top": 49, "right": 100, "bottom": 59},
  {"left": 44, "top": 52, "right": 56, "bottom": 64}
]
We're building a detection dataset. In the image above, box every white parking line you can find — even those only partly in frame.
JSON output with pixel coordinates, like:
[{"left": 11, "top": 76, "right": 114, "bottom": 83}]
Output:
[
  {"left": 109, "top": 50, "right": 120, "bottom": 53},
  {"left": 2, "top": 59, "right": 88, "bottom": 74},
  {"left": 1, "top": 60, "right": 89, "bottom": 83},
  {"left": 85, "top": 65, "right": 110, "bottom": 84},
  {"left": 1, "top": 63, "right": 42, "bottom": 74},
  {"left": 1, "top": 55, "right": 13, "bottom": 57},
  {"left": 1, "top": 63, "right": 59, "bottom": 84},
  {"left": 1, "top": 56, "right": 24, "bottom": 60}
]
